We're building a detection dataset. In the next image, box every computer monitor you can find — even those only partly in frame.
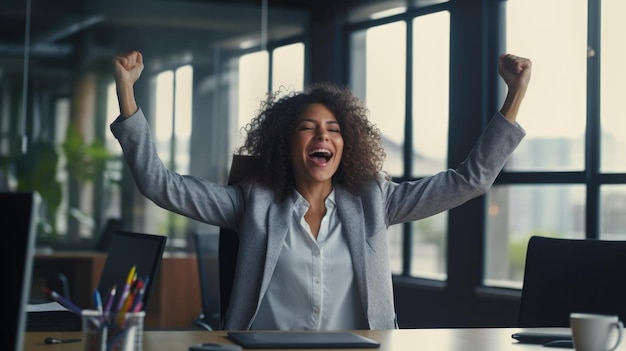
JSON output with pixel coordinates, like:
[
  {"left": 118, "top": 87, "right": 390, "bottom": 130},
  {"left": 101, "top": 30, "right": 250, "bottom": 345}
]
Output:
[
  {"left": 1, "top": 192, "right": 39, "bottom": 351},
  {"left": 97, "top": 231, "right": 167, "bottom": 312}
]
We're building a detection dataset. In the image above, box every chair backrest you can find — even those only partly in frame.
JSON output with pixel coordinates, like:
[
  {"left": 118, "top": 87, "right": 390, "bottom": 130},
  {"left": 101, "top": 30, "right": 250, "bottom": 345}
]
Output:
[
  {"left": 518, "top": 235, "right": 626, "bottom": 327},
  {"left": 193, "top": 231, "right": 220, "bottom": 330},
  {"left": 218, "top": 226, "right": 239, "bottom": 328},
  {"left": 218, "top": 154, "right": 260, "bottom": 329},
  {"left": 0, "top": 192, "right": 39, "bottom": 351}
]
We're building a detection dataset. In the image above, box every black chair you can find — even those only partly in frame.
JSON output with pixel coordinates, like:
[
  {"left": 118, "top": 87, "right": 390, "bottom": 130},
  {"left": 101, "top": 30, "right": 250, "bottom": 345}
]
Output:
[
  {"left": 217, "top": 154, "right": 260, "bottom": 329},
  {"left": 193, "top": 231, "right": 220, "bottom": 331},
  {"left": 517, "top": 235, "right": 626, "bottom": 327}
]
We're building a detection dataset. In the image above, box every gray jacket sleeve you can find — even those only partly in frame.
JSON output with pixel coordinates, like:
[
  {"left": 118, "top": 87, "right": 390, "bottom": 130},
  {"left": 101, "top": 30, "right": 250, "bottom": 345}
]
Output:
[
  {"left": 110, "top": 108, "right": 243, "bottom": 230},
  {"left": 383, "top": 112, "right": 525, "bottom": 225}
]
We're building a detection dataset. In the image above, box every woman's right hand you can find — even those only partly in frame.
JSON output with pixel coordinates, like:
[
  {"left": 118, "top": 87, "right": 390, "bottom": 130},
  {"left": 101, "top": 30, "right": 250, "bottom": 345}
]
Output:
[
  {"left": 112, "top": 50, "right": 144, "bottom": 86},
  {"left": 112, "top": 51, "right": 143, "bottom": 118}
]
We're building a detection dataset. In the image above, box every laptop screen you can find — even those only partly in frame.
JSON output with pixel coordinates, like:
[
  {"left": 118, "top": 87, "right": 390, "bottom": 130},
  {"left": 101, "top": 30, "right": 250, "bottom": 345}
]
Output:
[
  {"left": 97, "top": 231, "right": 166, "bottom": 313},
  {"left": 1, "top": 192, "right": 39, "bottom": 351}
]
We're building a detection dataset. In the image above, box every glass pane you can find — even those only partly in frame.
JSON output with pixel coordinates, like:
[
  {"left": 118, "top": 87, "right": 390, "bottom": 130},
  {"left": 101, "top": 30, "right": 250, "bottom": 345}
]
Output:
[
  {"left": 600, "top": 0, "right": 626, "bottom": 172},
  {"left": 145, "top": 70, "right": 175, "bottom": 237},
  {"left": 155, "top": 70, "right": 174, "bottom": 163},
  {"left": 412, "top": 11, "right": 449, "bottom": 177},
  {"left": 55, "top": 99, "right": 71, "bottom": 237},
  {"left": 505, "top": 0, "right": 587, "bottom": 171},
  {"left": 601, "top": 185, "right": 626, "bottom": 240},
  {"left": 150, "top": 68, "right": 192, "bottom": 241},
  {"left": 411, "top": 212, "right": 447, "bottom": 280},
  {"left": 106, "top": 82, "right": 122, "bottom": 155},
  {"left": 238, "top": 51, "right": 269, "bottom": 148},
  {"left": 484, "top": 185, "right": 585, "bottom": 287},
  {"left": 272, "top": 43, "right": 304, "bottom": 92},
  {"left": 174, "top": 65, "right": 193, "bottom": 174},
  {"left": 104, "top": 82, "right": 124, "bottom": 221},
  {"left": 350, "top": 22, "right": 406, "bottom": 176}
]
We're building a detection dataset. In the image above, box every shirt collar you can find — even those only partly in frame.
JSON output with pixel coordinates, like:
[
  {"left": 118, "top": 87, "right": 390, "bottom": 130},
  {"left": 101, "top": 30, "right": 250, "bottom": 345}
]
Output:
[{"left": 292, "top": 188, "right": 336, "bottom": 209}]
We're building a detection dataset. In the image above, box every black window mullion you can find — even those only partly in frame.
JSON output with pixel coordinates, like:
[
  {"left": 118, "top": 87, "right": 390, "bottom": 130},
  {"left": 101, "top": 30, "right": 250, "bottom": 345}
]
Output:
[
  {"left": 402, "top": 18, "right": 414, "bottom": 277},
  {"left": 268, "top": 49, "right": 273, "bottom": 93},
  {"left": 586, "top": 0, "right": 601, "bottom": 239}
]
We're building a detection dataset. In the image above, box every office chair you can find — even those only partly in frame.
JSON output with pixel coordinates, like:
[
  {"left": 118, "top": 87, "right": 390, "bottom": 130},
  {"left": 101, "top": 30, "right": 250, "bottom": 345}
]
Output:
[
  {"left": 218, "top": 154, "right": 260, "bottom": 329},
  {"left": 517, "top": 235, "right": 626, "bottom": 327},
  {"left": 193, "top": 231, "right": 220, "bottom": 331}
]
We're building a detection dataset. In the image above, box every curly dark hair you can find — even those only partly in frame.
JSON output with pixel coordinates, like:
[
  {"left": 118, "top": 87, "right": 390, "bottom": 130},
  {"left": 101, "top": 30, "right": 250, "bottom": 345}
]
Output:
[{"left": 236, "top": 82, "right": 387, "bottom": 201}]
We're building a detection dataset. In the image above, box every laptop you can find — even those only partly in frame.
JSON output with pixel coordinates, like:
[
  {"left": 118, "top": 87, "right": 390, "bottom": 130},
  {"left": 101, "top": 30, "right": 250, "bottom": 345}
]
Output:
[
  {"left": 1, "top": 192, "right": 39, "bottom": 351},
  {"left": 97, "top": 231, "right": 167, "bottom": 312},
  {"left": 227, "top": 331, "right": 380, "bottom": 349}
]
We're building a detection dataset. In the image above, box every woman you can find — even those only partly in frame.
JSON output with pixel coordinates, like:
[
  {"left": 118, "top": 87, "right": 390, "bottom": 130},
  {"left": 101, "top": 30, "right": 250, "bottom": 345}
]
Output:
[{"left": 111, "top": 50, "right": 531, "bottom": 330}]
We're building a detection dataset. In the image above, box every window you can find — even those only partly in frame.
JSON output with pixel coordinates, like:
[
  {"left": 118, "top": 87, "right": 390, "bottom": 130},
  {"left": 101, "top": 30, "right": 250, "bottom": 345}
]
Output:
[
  {"left": 238, "top": 51, "right": 269, "bottom": 148},
  {"left": 54, "top": 98, "right": 71, "bottom": 236},
  {"left": 504, "top": 0, "right": 587, "bottom": 172},
  {"left": 410, "top": 11, "right": 449, "bottom": 280},
  {"left": 236, "top": 42, "right": 305, "bottom": 147},
  {"left": 103, "top": 83, "right": 124, "bottom": 223},
  {"left": 350, "top": 20, "right": 407, "bottom": 274},
  {"left": 601, "top": 185, "right": 626, "bottom": 239},
  {"left": 104, "top": 42, "right": 303, "bottom": 249},
  {"left": 349, "top": 9, "right": 450, "bottom": 279},
  {"left": 140, "top": 65, "right": 194, "bottom": 247},
  {"left": 272, "top": 43, "right": 305, "bottom": 93},
  {"left": 600, "top": 0, "right": 626, "bottom": 173},
  {"left": 484, "top": 0, "right": 626, "bottom": 287}
]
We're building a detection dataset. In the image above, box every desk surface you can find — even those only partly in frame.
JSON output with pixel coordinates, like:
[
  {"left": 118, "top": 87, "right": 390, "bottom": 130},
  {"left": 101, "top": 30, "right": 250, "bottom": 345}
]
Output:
[{"left": 23, "top": 327, "right": 587, "bottom": 351}]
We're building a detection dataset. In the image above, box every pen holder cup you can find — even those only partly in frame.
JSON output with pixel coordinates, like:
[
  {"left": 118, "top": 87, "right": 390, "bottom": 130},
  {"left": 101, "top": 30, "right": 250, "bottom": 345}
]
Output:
[{"left": 81, "top": 309, "right": 145, "bottom": 351}]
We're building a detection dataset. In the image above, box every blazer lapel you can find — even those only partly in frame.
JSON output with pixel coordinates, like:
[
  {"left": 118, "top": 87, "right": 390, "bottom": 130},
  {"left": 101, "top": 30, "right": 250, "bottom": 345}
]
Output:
[
  {"left": 335, "top": 186, "right": 368, "bottom": 310},
  {"left": 259, "top": 197, "right": 293, "bottom": 298}
]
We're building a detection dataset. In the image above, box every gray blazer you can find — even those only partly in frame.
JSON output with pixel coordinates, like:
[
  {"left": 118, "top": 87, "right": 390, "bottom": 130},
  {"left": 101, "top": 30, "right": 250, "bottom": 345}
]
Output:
[{"left": 111, "top": 108, "right": 525, "bottom": 330}]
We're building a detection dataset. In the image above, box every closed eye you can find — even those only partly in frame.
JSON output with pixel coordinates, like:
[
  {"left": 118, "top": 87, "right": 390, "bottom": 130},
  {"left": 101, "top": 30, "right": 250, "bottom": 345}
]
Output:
[{"left": 327, "top": 122, "right": 341, "bottom": 133}]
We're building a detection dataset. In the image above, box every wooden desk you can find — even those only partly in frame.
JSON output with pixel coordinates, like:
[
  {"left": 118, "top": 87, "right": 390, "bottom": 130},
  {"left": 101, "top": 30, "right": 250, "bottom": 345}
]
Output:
[
  {"left": 24, "top": 327, "right": 586, "bottom": 351},
  {"left": 32, "top": 251, "right": 201, "bottom": 329}
]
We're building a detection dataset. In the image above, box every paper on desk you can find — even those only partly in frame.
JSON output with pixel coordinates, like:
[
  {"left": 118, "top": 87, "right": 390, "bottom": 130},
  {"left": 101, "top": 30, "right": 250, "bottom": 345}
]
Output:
[{"left": 27, "top": 301, "right": 68, "bottom": 312}]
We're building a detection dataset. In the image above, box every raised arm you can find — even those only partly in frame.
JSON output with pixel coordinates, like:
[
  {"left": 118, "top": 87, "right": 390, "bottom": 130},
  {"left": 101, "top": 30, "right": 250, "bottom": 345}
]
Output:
[
  {"left": 112, "top": 50, "right": 144, "bottom": 118},
  {"left": 498, "top": 53, "right": 532, "bottom": 124}
]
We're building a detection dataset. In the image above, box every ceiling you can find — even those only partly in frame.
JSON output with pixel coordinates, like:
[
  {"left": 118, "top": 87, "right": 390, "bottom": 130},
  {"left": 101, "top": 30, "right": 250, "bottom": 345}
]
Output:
[
  {"left": 0, "top": 0, "right": 386, "bottom": 98},
  {"left": 0, "top": 0, "right": 436, "bottom": 81},
  {"left": 0, "top": 0, "right": 355, "bottom": 65}
]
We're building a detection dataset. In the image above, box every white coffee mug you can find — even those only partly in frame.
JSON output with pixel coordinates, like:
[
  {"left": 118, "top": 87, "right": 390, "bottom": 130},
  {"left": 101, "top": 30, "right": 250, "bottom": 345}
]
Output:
[{"left": 570, "top": 313, "right": 624, "bottom": 351}]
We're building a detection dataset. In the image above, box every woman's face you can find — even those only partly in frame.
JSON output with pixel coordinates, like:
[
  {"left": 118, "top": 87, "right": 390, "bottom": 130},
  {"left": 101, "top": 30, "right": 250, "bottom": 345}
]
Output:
[{"left": 290, "top": 103, "right": 344, "bottom": 187}]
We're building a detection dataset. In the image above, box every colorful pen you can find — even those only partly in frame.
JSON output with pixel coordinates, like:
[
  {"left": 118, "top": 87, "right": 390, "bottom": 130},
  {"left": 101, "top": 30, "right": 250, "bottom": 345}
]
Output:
[
  {"left": 122, "top": 279, "right": 143, "bottom": 313},
  {"left": 103, "top": 285, "right": 117, "bottom": 314},
  {"left": 93, "top": 288, "right": 103, "bottom": 315},
  {"left": 44, "top": 288, "right": 82, "bottom": 314},
  {"left": 116, "top": 265, "right": 136, "bottom": 312},
  {"left": 44, "top": 337, "right": 82, "bottom": 344},
  {"left": 131, "top": 276, "right": 149, "bottom": 312}
]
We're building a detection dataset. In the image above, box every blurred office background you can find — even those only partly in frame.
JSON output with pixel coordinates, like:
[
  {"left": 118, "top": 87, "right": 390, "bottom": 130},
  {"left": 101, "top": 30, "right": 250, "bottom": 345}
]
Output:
[{"left": 1, "top": 0, "right": 625, "bottom": 328}]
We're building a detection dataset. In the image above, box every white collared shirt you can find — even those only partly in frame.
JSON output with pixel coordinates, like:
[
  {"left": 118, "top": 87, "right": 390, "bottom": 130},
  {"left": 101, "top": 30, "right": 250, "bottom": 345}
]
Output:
[{"left": 250, "top": 190, "right": 368, "bottom": 330}]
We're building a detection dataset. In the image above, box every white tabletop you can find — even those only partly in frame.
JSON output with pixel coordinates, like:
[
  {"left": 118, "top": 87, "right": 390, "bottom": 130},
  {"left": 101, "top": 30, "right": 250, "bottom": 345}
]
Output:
[{"left": 24, "top": 327, "right": 583, "bottom": 351}]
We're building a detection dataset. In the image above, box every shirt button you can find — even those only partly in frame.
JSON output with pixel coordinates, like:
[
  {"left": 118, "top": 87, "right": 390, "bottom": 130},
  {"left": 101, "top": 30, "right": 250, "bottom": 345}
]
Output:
[{"left": 313, "top": 307, "right": 320, "bottom": 315}]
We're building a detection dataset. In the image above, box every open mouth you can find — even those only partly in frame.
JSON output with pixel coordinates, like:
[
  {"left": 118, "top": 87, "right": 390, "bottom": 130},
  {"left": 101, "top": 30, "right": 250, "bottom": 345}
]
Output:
[{"left": 308, "top": 148, "right": 333, "bottom": 163}]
